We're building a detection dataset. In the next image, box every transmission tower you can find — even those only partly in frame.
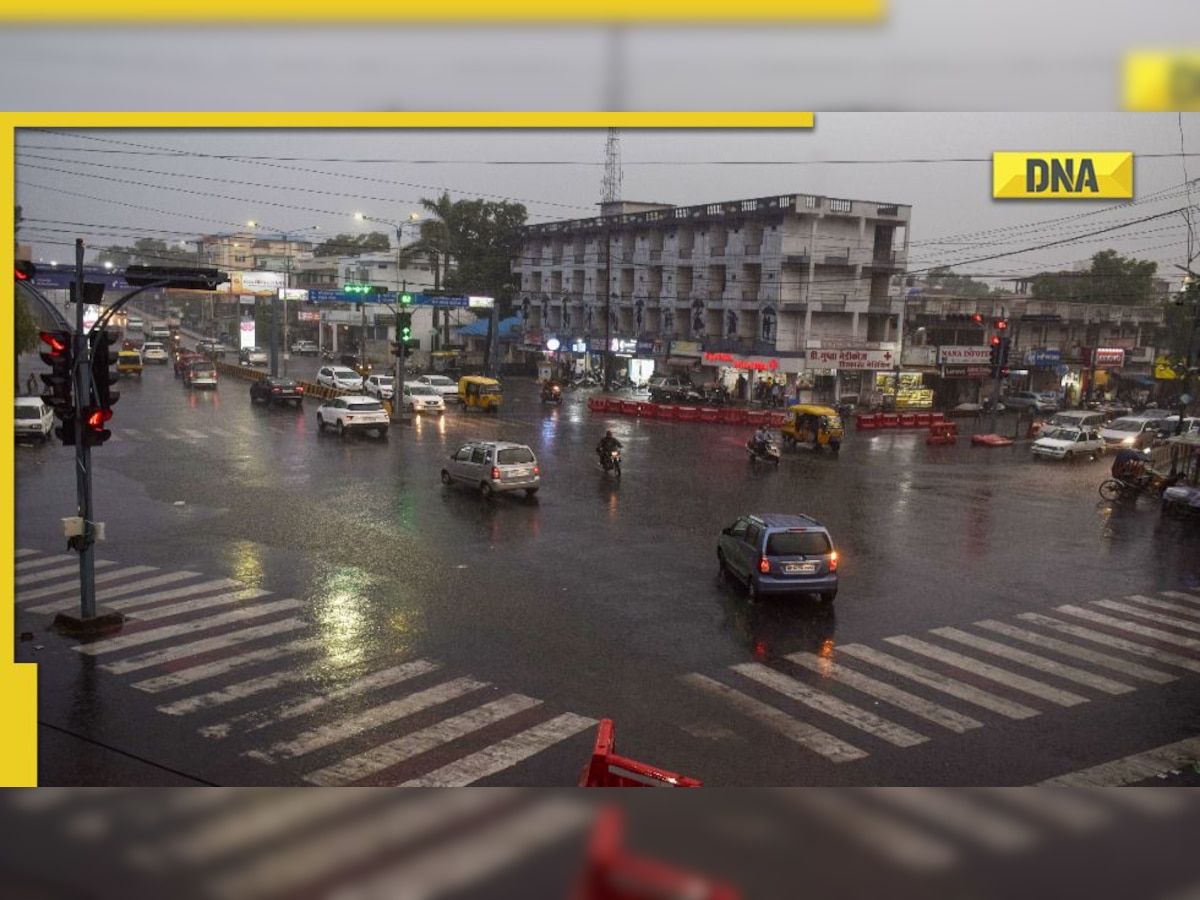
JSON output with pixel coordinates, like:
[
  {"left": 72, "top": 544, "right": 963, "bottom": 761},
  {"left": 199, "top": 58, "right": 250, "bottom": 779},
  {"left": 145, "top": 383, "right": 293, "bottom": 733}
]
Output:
[{"left": 602, "top": 128, "right": 623, "bottom": 205}]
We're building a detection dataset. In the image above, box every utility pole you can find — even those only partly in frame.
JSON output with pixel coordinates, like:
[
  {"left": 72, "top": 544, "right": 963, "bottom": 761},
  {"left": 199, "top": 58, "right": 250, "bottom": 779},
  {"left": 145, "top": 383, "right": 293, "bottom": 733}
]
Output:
[{"left": 72, "top": 239, "right": 97, "bottom": 619}]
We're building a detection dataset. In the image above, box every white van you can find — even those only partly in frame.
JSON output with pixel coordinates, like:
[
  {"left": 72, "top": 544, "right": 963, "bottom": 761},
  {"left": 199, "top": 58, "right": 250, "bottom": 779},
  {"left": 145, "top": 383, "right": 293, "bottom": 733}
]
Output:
[{"left": 127, "top": 317, "right": 144, "bottom": 332}]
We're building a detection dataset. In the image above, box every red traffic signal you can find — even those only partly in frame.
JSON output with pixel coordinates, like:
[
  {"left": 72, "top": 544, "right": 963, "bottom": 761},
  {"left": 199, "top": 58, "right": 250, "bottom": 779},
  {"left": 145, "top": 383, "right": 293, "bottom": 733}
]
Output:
[
  {"left": 83, "top": 407, "right": 113, "bottom": 447},
  {"left": 989, "top": 334, "right": 1001, "bottom": 346},
  {"left": 15, "top": 261, "right": 36, "bottom": 281},
  {"left": 995, "top": 318, "right": 1008, "bottom": 330},
  {"left": 970, "top": 313, "right": 984, "bottom": 325}
]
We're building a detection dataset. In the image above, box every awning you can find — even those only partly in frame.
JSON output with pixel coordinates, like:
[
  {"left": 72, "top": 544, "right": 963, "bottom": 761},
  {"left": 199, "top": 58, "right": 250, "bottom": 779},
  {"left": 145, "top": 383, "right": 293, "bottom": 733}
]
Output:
[{"left": 1120, "top": 373, "right": 1157, "bottom": 386}]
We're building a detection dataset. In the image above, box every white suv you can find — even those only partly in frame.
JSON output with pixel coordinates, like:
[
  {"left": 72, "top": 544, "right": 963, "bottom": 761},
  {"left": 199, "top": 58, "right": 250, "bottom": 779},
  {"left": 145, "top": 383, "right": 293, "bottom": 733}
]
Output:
[
  {"left": 290, "top": 340, "right": 319, "bottom": 355},
  {"left": 316, "top": 365, "right": 364, "bottom": 392},
  {"left": 141, "top": 341, "right": 169, "bottom": 364},
  {"left": 316, "top": 396, "right": 389, "bottom": 439}
]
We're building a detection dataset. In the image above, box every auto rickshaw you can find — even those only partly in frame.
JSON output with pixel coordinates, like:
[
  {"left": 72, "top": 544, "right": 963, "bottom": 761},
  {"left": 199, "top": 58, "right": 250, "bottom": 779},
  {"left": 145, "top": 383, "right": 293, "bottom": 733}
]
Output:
[
  {"left": 116, "top": 350, "right": 144, "bottom": 378},
  {"left": 459, "top": 375, "right": 503, "bottom": 413},
  {"left": 780, "top": 404, "right": 844, "bottom": 453}
]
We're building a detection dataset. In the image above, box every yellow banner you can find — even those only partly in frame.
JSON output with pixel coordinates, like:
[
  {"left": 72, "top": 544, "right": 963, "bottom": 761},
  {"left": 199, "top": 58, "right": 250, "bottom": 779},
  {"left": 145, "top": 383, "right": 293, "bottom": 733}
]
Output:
[
  {"left": 0, "top": 0, "right": 885, "bottom": 23},
  {"left": 993, "top": 152, "right": 1134, "bottom": 199},
  {"left": 1124, "top": 52, "right": 1200, "bottom": 112},
  {"left": 1155, "top": 357, "right": 1182, "bottom": 380}
]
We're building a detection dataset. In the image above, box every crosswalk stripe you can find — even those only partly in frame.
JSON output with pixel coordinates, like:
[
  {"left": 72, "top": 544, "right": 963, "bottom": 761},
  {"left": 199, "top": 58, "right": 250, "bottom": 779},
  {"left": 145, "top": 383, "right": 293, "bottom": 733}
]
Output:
[
  {"left": 159, "top": 658, "right": 440, "bottom": 718},
  {"left": 837, "top": 644, "right": 1040, "bottom": 719},
  {"left": 1035, "top": 736, "right": 1200, "bottom": 787},
  {"left": 974, "top": 619, "right": 1177, "bottom": 684},
  {"left": 118, "top": 588, "right": 272, "bottom": 623},
  {"left": 15, "top": 554, "right": 86, "bottom": 573},
  {"left": 155, "top": 429, "right": 183, "bottom": 440},
  {"left": 73, "top": 599, "right": 302, "bottom": 656},
  {"left": 971, "top": 787, "right": 1115, "bottom": 833},
  {"left": 25, "top": 570, "right": 199, "bottom": 612},
  {"left": 732, "top": 663, "right": 928, "bottom": 748},
  {"left": 27, "top": 580, "right": 258, "bottom": 618},
  {"left": 18, "top": 565, "right": 158, "bottom": 603},
  {"left": 132, "top": 637, "right": 324, "bottom": 694},
  {"left": 179, "top": 429, "right": 208, "bottom": 440},
  {"left": 1161, "top": 590, "right": 1200, "bottom": 609},
  {"left": 302, "top": 693, "right": 544, "bottom": 786},
  {"left": 1015, "top": 613, "right": 1200, "bottom": 674},
  {"left": 1092, "top": 788, "right": 1197, "bottom": 815},
  {"left": 245, "top": 676, "right": 487, "bottom": 763},
  {"left": 681, "top": 673, "right": 867, "bottom": 763},
  {"left": 399, "top": 713, "right": 598, "bottom": 787},
  {"left": 783, "top": 789, "right": 959, "bottom": 871},
  {"left": 15, "top": 562, "right": 109, "bottom": 586},
  {"left": 871, "top": 788, "right": 1039, "bottom": 852},
  {"left": 122, "top": 428, "right": 142, "bottom": 437},
  {"left": 786, "top": 652, "right": 983, "bottom": 733},
  {"left": 345, "top": 797, "right": 594, "bottom": 895},
  {"left": 1054, "top": 605, "right": 1200, "bottom": 651},
  {"left": 102, "top": 619, "right": 307, "bottom": 675},
  {"left": 15, "top": 548, "right": 41, "bottom": 559},
  {"left": 1092, "top": 599, "right": 1200, "bottom": 635},
  {"left": 883, "top": 635, "right": 1088, "bottom": 707},
  {"left": 1128, "top": 594, "right": 1200, "bottom": 621},
  {"left": 199, "top": 660, "right": 446, "bottom": 740},
  {"left": 929, "top": 627, "right": 1134, "bottom": 695}
]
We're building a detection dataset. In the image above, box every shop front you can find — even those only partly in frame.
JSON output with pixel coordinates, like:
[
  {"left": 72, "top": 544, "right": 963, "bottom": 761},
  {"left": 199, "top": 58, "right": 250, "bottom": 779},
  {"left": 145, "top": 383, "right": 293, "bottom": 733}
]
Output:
[
  {"left": 1084, "top": 347, "right": 1126, "bottom": 403},
  {"left": 804, "top": 347, "right": 911, "bottom": 408},
  {"left": 701, "top": 351, "right": 804, "bottom": 404}
]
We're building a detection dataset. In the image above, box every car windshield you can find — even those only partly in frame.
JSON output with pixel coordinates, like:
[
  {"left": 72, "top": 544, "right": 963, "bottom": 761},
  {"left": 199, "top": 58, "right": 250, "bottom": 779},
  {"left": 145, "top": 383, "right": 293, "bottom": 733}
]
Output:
[
  {"left": 425, "top": 377, "right": 453, "bottom": 386},
  {"left": 1042, "top": 428, "right": 1079, "bottom": 441},
  {"left": 766, "top": 531, "right": 832, "bottom": 556},
  {"left": 1105, "top": 420, "right": 1142, "bottom": 432},
  {"left": 408, "top": 385, "right": 435, "bottom": 395},
  {"left": 496, "top": 447, "right": 535, "bottom": 465},
  {"left": 347, "top": 401, "right": 384, "bottom": 412},
  {"left": 375, "top": 377, "right": 395, "bottom": 386},
  {"left": 15, "top": 407, "right": 41, "bottom": 419}
]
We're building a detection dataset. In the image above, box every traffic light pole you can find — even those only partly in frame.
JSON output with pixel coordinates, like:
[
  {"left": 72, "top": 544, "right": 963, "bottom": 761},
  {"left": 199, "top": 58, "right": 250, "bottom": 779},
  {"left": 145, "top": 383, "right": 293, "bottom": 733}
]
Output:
[{"left": 72, "top": 239, "right": 98, "bottom": 619}]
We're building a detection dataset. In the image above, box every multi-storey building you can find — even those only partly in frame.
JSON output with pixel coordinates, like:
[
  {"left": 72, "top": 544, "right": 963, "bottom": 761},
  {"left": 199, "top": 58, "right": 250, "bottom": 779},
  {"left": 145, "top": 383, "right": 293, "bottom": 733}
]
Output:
[{"left": 516, "top": 193, "right": 912, "bottom": 397}]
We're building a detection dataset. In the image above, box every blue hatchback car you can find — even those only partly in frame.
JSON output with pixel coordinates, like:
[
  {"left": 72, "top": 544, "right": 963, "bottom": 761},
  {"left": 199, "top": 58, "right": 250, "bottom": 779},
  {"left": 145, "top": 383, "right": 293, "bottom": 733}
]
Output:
[{"left": 718, "top": 513, "right": 839, "bottom": 603}]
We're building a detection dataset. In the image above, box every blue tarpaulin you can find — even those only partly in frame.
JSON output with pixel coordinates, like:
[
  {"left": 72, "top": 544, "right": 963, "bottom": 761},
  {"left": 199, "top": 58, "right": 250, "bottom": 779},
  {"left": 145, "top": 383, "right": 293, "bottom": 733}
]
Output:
[{"left": 456, "top": 316, "right": 523, "bottom": 339}]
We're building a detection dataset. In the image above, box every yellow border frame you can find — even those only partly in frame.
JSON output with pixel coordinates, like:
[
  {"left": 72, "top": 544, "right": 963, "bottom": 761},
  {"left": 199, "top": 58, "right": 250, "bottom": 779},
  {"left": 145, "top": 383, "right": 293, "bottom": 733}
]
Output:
[
  {"left": 2, "top": 110, "right": 814, "bottom": 787},
  {"left": 3, "top": 1, "right": 883, "bottom": 24}
]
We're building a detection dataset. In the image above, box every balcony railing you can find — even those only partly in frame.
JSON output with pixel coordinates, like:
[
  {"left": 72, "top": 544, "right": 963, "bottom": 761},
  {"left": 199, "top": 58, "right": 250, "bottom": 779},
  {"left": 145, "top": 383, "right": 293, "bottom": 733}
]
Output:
[
  {"left": 783, "top": 252, "right": 810, "bottom": 266},
  {"left": 743, "top": 244, "right": 761, "bottom": 256}
]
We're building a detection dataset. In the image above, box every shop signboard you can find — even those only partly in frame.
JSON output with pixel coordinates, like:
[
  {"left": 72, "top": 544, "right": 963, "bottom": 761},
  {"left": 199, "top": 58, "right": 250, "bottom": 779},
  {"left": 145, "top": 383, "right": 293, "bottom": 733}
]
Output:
[
  {"left": 1026, "top": 348, "right": 1061, "bottom": 367},
  {"left": 805, "top": 348, "right": 897, "bottom": 370},
  {"left": 635, "top": 338, "right": 661, "bottom": 357},
  {"left": 938, "top": 345, "right": 992, "bottom": 365},
  {"left": 943, "top": 364, "right": 993, "bottom": 378},
  {"left": 1092, "top": 348, "right": 1125, "bottom": 368},
  {"left": 610, "top": 338, "right": 638, "bottom": 354}
]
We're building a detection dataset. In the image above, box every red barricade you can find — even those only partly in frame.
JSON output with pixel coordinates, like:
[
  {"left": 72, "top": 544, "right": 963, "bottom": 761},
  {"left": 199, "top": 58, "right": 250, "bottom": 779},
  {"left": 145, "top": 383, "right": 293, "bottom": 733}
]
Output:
[
  {"left": 621, "top": 400, "right": 640, "bottom": 416},
  {"left": 899, "top": 413, "right": 917, "bottom": 428},
  {"left": 579, "top": 720, "right": 703, "bottom": 788},
  {"left": 914, "top": 412, "right": 932, "bottom": 427},
  {"left": 881, "top": 413, "right": 899, "bottom": 428},
  {"left": 588, "top": 397, "right": 606, "bottom": 412},
  {"left": 699, "top": 407, "right": 720, "bottom": 423},
  {"left": 767, "top": 411, "right": 788, "bottom": 427},
  {"left": 930, "top": 411, "right": 946, "bottom": 425},
  {"left": 926, "top": 421, "right": 958, "bottom": 445},
  {"left": 720, "top": 407, "right": 747, "bottom": 425},
  {"left": 676, "top": 406, "right": 698, "bottom": 421},
  {"left": 638, "top": 402, "right": 657, "bottom": 419},
  {"left": 657, "top": 405, "right": 678, "bottom": 420},
  {"left": 856, "top": 412, "right": 878, "bottom": 430},
  {"left": 745, "top": 410, "right": 768, "bottom": 425}
]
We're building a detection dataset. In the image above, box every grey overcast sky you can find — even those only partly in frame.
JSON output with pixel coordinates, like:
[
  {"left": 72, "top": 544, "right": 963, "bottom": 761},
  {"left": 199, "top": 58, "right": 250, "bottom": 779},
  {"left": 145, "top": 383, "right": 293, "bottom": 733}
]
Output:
[{"left": 14, "top": 113, "right": 1200, "bottom": 288}]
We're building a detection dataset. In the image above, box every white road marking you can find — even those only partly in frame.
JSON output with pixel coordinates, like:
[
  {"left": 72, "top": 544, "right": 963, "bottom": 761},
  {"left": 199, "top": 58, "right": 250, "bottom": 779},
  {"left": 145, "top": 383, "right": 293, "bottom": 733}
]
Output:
[
  {"left": 732, "top": 663, "right": 928, "bottom": 747},
  {"left": 400, "top": 713, "right": 598, "bottom": 787},
  {"left": 1126, "top": 594, "right": 1200, "bottom": 621},
  {"left": 73, "top": 599, "right": 302, "bottom": 655},
  {"left": 19, "top": 565, "right": 158, "bottom": 603},
  {"left": 1092, "top": 598, "right": 1200, "bottom": 634},
  {"left": 681, "top": 673, "right": 867, "bottom": 763},
  {"left": 14, "top": 548, "right": 41, "bottom": 559},
  {"left": 1016, "top": 613, "right": 1200, "bottom": 674},
  {"left": 101, "top": 619, "right": 307, "bottom": 675},
  {"left": 117, "top": 588, "right": 272, "bottom": 622},
  {"left": 837, "top": 644, "right": 1040, "bottom": 719},
  {"left": 133, "top": 637, "right": 324, "bottom": 693},
  {"left": 159, "top": 658, "right": 439, "bottom": 717},
  {"left": 246, "top": 676, "right": 487, "bottom": 762},
  {"left": 973, "top": 619, "right": 1176, "bottom": 684},
  {"left": 15, "top": 554, "right": 92, "bottom": 573},
  {"left": 179, "top": 429, "right": 209, "bottom": 440},
  {"left": 930, "top": 627, "right": 1134, "bottom": 695},
  {"left": 15, "top": 562, "right": 108, "bottom": 586},
  {"left": 786, "top": 652, "right": 983, "bottom": 733},
  {"left": 24, "top": 578, "right": 253, "bottom": 617},
  {"left": 1035, "top": 736, "right": 1200, "bottom": 787},
  {"left": 26, "top": 570, "right": 203, "bottom": 612},
  {"left": 302, "top": 693, "right": 543, "bottom": 786},
  {"left": 154, "top": 429, "right": 183, "bottom": 440},
  {"left": 1161, "top": 590, "right": 1200, "bottom": 608},
  {"left": 871, "top": 788, "right": 1039, "bottom": 852},
  {"left": 971, "top": 787, "right": 1115, "bottom": 833},
  {"left": 1054, "top": 604, "right": 1200, "bottom": 651}
]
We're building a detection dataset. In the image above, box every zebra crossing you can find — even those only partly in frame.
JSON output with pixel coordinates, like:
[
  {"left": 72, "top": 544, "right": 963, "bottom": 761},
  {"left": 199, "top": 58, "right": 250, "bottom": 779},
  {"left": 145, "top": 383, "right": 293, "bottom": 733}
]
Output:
[
  {"left": 111, "top": 426, "right": 258, "bottom": 444},
  {"left": 14, "top": 548, "right": 596, "bottom": 787},
  {"left": 683, "top": 585, "right": 1200, "bottom": 773}
]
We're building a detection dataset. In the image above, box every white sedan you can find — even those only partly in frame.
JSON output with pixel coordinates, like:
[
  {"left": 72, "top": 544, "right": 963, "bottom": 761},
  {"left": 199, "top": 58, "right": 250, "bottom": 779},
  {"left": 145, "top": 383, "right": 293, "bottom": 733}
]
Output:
[
  {"left": 363, "top": 374, "right": 395, "bottom": 400},
  {"left": 414, "top": 373, "right": 460, "bottom": 403},
  {"left": 1031, "top": 427, "right": 1105, "bottom": 462},
  {"left": 316, "top": 365, "right": 364, "bottom": 392},
  {"left": 315, "top": 396, "right": 389, "bottom": 439},
  {"left": 401, "top": 383, "right": 445, "bottom": 414}
]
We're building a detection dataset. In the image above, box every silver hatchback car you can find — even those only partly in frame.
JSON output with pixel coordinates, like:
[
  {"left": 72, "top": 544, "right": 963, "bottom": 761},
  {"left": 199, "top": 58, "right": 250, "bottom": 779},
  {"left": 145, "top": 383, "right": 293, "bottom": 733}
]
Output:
[{"left": 441, "top": 440, "right": 540, "bottom": 498}]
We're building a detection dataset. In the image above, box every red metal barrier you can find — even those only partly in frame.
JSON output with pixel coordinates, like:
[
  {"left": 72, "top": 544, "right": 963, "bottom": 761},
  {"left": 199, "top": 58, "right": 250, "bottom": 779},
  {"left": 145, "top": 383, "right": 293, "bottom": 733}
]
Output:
[
  {"left": 720, "top": 407, "right": 747, "bottom": 425},
  {"left": 588, "top": 397, "right": 607, "bottom": 412},
  {"left": 881, "top": 413, "right": 899, "bottom": 428},
  {"left": 914, "top": 412, "right": 932, "bottom": 427},
  {"left": 657, "top": 405, "right": 678, "bottom": 420},
  {"left": 745, "top": 410, "right": 768, "bottom": 425},
  {"left": 621, "top": 400, "right": 640, "bottom": 416},
  {"left": 637, "top": 402, "right": 657, "bottom": 419},
  {"left": 676, "top": 406, "right": 699, "bottom": 422},
  {"left": 574, "top": 805, "right": 740, "bottom": 900},
  {"left": 899, "top": 413, "right": 917, "bottom": 428},
  {"left": 698, "top": 407, "right": 720, "bottom": 423},
  {"left": 767, "top": 411, "right": 788, "bottom": 427},
  {"left": 579, "top": 720, "right": 702, "bottom": 788},
  {"left": 930, "top": 411, "right": 946, "bottom": 425},
  {"left": 926, "top": 421, "right": 958, "bottom": 445},
  {"left": 856, "top": 412, "right": 878, "bottom": 430}
]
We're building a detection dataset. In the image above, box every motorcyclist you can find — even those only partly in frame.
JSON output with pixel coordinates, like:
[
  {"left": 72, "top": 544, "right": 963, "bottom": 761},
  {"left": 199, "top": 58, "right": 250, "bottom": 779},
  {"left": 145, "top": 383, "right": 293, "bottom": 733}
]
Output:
[
  {"left": 750, "top": 425, "right": 773, "bottom": 455},
  {"left": 597, "top": 430, "right": 623, "bottom": 465}
]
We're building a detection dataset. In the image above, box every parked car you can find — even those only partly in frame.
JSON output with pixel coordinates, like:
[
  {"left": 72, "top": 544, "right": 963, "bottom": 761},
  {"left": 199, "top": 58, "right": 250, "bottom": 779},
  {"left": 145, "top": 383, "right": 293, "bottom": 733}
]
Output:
[
  {"left": 401, "top": 383, "right": 445, "bottom": 414},
  {"left": 1156, "top": 415, "right": 1200, "bottom": 438},
  {"left": 116, "top": 350, "right": 143, "bottom": 377},
  {"left": 1100, "top": 414, "right": 1169, "bottom": 450},
  {"left": 647, "top": 375, "right": 698, "bottom": 403},
  {"left": 197, "top": 340, "right": 229, "bottom": 359},
  {"left": 141, "top": 341, "right": 170, "bottom": 364},
  {"left": 414, "top": 373, "right": 460, "bottom": 403},
  {"left": 1042, "top": 409, "right": 1107, "bottom": 432},
  {"left": 717, "top": 513, "right": 839, "bottom": 603},
  {"left": 316, "top": 365, "right": 364, "bottom": 392},
  {"left": 239, "top": 346, "right": 269, "bottom": 367},
  {"left": 290, "top": 340, "right": 319, "bottom": 355},
  {"left": 183, "top": 360, "right": 218, "bottom": 389},
  {"left": 1002, "top": 391, "right": 1058, "bottom": 414},
  {"left": 1031, "top": 427, "right": 1106, "bottom": 461},
  {"left": 316, "top": 395, "right": 388, "bottom": 439},
  {"left": 250, "top": 376, "right": 304, "bottom": 408},
  {"left": 174, "top": 351, "right": 204, "bottom": 377},
  {"left": 363, "top": 374, "right": 395, "bottom": 401},
  {"left": 15, "top": 397, "right": 54, "bottom": 442},
  {"left": 441, "top": 440, "right": 540, "bottom": 498}
]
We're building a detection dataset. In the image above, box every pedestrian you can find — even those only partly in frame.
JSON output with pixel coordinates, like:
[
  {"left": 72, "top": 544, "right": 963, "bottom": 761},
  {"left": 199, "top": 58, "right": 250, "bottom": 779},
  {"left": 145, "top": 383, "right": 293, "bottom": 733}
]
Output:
[
  {"left": 25, "top": 372, "right": 37, "bottom": 396},
  {"left": 770, "top": 381, "right": 782, "bottom": 408},
  {"left": 735, "top": 373, "right": 747, "bottom": 402}
]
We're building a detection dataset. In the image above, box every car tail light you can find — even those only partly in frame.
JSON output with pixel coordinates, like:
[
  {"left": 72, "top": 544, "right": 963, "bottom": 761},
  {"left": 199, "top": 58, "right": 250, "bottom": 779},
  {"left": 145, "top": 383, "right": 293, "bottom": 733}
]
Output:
[
  {"left": 829, "top": 550, "right": 839, "bottom": 571},
  {"left": 533, "top": 466, "right": 540, "bottom": 475},
  {"left": 272, "top": 387, "right": 280, "bottom": 393},
  {"left": 491, "top": 467, "right": 501, "bottom": 480},
  {"left": 758, "top": 556, "right": 770, "bottom": 574},
  {"left": 297, "top": 386, "right": 304, "bottom": 393}
]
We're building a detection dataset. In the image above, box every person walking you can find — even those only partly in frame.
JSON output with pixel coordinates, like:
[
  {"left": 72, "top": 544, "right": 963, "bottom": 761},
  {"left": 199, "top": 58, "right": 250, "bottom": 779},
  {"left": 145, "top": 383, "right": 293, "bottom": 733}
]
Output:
[
  {"left": 735, "top": 373, "right": 747, "bottom": 403},
  {"left": 25, "top": 372, "right": 37, "bottom": 396}
]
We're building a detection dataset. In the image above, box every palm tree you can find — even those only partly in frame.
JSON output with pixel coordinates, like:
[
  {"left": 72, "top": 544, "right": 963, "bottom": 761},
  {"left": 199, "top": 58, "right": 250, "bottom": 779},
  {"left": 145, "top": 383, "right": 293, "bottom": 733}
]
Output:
[{"left": 411, "top": 191, "right": 457, "bottom": 346}]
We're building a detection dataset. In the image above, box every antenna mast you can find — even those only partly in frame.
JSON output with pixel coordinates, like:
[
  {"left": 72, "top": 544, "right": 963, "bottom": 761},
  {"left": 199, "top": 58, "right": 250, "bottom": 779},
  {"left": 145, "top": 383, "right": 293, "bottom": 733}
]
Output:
[{"left": 602, "top": 128, "right": 623, "bottom": 205}]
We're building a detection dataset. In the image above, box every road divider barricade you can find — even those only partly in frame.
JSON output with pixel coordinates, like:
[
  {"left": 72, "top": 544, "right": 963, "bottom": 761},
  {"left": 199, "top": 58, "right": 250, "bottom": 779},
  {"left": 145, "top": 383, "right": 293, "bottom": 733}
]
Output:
[
  {"left": 676, "top": 406, "right": 699, "bottom": 422},
  {"left": 579, "top": 720, "right": 702, "bottom": 788},
  {"left": 637, "top": 402, "right": 658, "bottom": 418},
  {"left": 927, "top": 421, "right": 958, "bottom": 445}
]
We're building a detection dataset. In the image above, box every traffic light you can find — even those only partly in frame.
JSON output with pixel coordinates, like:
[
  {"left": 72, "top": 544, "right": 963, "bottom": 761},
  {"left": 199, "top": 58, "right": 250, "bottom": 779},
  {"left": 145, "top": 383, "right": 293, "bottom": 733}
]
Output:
[
  {"left": 400, "top": 291, "right": 413, "bottom": 306},
  {"left": 15, "top": 261, "right": 36, "bottom": 281},
  {"left": 995, "top": 318, "right": 1008, "bottom": 331},
  {"left": 82, "top": 408, "right": 112, "bottom": 447},
  {"left": 398, "top": 311, "right": 413, "bottom": 343},
  {"left": 343, "top": 284, "right": 388, "bottom": 294},
  {"left": 970, "top": 313, "right": 984, "bottom": 325},
  {"left": 68, "top": 282, "right": 106, "bottom": 304},
  {"left": 39, "top": 330, "right": 74, "bottom": 413},
  {"left": 90, "top": 329, "right": 120, "bottom": 412},
  {"left": 998, "top": 336, "right": 1011, "bottom": 368},
  {"left": 390, "top": 342, "right": 402, "bottom": 357},
  {"left": 989, "top": 334, "right": 1002, "bottom": 367}
]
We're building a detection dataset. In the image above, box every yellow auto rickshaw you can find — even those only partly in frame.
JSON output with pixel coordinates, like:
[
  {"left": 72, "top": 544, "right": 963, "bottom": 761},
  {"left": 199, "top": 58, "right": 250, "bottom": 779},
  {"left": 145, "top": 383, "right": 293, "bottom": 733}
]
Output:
[
  {"left": 780, "top": 404, "right": 844, "bottom": 453},
  {"left": 458, "top": 375, "right": 503, "bottom": 413},
  {"left": 116, "top": 350, "right": 144, "bottom": 378}
]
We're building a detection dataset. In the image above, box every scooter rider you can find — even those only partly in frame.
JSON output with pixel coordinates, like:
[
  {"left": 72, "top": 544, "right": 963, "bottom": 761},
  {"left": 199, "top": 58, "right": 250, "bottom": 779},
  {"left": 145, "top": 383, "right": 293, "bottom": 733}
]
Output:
[
  {"left": 751, "top": 424, "right": 773, "bottom": 454},
  {"left": 597, "top": 429, "right": 623, "bottom": 463}
]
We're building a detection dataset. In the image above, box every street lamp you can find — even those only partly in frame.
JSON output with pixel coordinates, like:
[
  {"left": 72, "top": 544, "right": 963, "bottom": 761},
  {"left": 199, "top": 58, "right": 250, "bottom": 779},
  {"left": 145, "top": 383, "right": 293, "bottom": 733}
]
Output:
[{"left": 248, "top": 221, "right": 320, "bottom": 375}]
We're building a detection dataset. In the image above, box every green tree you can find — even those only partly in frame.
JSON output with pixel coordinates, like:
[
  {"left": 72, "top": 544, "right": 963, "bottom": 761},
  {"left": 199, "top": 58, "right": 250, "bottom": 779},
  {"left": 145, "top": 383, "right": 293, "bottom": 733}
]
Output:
[
  {"left": 416, "top": 194, "right": 526, "bottom": 313},
  {"left": 923, "top": 267, "right": 995, "bottom": 298},
  {"left": 1031, "top": 249, "right": 1158, "bottom": 305},
  {"left": 94, "top": 238, "right": 196, "bottom": 268},
  {"left": 15, "top": 285, "right": 40, "bottom": 355},
  {"left": 313, "top": 232, "right": 391, "bottom": 258}
]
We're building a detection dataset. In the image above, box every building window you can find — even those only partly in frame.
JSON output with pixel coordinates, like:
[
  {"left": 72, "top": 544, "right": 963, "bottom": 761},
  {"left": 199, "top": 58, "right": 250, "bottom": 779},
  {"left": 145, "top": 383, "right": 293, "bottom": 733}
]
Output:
[{"left": 830, "top": 199, "right": 852, "bottom": 213}]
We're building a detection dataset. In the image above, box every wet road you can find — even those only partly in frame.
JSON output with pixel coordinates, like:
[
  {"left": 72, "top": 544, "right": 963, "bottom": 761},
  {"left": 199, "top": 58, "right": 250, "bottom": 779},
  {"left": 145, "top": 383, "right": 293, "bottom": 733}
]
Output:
[{"left": 13, "top": 352, "right": 1200, "bottom": 786}]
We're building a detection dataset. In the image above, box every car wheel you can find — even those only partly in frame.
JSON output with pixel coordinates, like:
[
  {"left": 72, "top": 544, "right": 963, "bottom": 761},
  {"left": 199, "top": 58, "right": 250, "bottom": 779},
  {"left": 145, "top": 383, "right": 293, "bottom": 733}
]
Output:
[
  {"left": 441, "top": 470, "right": 453, "bottom": 485},
  {"left": 717, "top": 550, "right": 728, "bottom": 580},
  {"left": 317, "top": 415, "right": 325, "bottom": 432},
  {"left": 1064, "top": 451, "right": 1075, "bottom": 462},
  {"left": 525, "top": 488, "right": 538, "bottom": 498},
  {"left": 480, "top": 482, "right": 494, "bottom": 499},
  {"left": 819, "top": 590, "right": 837, "bottom": 604},
  {"left": 336, "top": 420, "right": 345, "bottom": 438},
  {"left": 377, "top": 428, "right": 388, "bottom": 440}
]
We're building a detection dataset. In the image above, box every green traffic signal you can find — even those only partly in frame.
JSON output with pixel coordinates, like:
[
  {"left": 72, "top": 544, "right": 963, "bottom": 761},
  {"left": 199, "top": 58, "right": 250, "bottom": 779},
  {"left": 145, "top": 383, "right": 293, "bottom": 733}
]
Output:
[{"left": 400, "top": 292, "right": 413, "bottom": 305}]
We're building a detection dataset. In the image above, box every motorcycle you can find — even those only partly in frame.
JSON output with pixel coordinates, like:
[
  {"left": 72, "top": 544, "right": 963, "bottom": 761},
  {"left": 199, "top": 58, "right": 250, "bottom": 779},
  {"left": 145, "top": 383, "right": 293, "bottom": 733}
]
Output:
[
  {"left": 598, "top": 448, "right": 622, "bottom": 477},
  {"left": 746, "top": 437, "right": 781, "bottom": 465},
  {"left": 541, "top": 382, "right": 563, "bottom": 405},
  {"left": 320, "top": 348, "right": 335, "bottom": 362}
]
